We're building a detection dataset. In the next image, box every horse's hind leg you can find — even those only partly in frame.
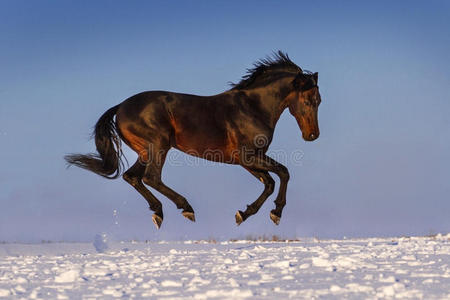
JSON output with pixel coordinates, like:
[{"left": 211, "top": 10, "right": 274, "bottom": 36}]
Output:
[
  {"left": 142, "top": 154, "right": 196, "bottom": 222},
  {"left": 123, "top": 161, "right": 164, "bottom": 229},
  {"left": 235, "top": 168, "right": 275, "bottom": 225}
]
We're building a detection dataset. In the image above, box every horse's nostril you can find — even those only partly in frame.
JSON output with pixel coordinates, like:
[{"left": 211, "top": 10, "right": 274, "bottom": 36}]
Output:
[{"left": 309, "top": 133, "right": 315, "bottom": 140}]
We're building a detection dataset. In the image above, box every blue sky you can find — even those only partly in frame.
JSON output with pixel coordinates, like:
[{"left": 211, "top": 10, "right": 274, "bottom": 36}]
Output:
[{"left": 1, "top": 1, "right": 449, "bottom": 242}]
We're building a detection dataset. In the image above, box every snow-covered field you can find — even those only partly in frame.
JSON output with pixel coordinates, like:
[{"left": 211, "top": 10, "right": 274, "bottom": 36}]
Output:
[{"left": 0, "top": 235, "right": 449, "bottom": 299}]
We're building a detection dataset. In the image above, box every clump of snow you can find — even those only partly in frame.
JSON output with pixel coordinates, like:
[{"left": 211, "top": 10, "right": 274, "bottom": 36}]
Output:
[
  {"left": 93, "top": 233, "right": 109, "bottom": 253},
  {"left": 161, "top": 280, "right": 182, "bottom": 287},
  {"left": 312, "top": 257, "right": 331, "bottom": 267},
  {"left": 54, "top": 269, "right": 80, "bottom": 283},
  {"left": 187, "top": 269, "right": 200, "bottom": 275},
  {"left": 0, "top": 289, "right": 11, "bottom": 297},
  {"left": 330, "top": 284, "right": 341, "bottom": 292},
  {"left": 299, "top": 263, "right": 310, "bottom": 269}
]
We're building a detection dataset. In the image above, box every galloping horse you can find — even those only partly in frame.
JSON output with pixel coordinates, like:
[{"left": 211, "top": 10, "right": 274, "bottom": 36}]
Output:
[{"left": 65, "top": 51, "right": 322, "bottom": 229}]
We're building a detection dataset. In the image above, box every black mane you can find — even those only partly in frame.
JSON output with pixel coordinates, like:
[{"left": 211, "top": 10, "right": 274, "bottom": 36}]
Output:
[{"left": 230, "top": 51, "right": 302, "bottom": 90}]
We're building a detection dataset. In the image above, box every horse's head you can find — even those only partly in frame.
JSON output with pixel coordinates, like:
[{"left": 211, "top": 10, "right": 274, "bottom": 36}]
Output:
[{"left": 285, "top": 72, "right": 321, "bottom": 141}]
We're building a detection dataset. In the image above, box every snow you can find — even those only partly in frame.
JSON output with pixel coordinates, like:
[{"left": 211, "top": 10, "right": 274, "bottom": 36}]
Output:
[
  {"left": 93, "top": 233, "right": 109, "bottom": 253},
  {"left": 0, "top": 235, "right": 449, "bottom": 299},
  {"left": 54, "top": 269, "right": 80, "bottom": 283}
]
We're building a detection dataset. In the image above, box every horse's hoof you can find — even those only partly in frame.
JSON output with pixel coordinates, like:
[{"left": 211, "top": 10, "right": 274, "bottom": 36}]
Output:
[
  {"left": 235, "top": 210, "right": 245, "bottom": 226},
  {"left": 182, "top": 211, "right": 196, "bottom": 222},
  {"left": 270, "top": 211, "right": 280, "bottom": 225},
  {"left": 152, "top": 214, "right": 163, "bottom": 229}
]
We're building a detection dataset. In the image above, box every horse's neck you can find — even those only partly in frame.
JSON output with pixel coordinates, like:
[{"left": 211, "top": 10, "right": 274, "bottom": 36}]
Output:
[{"left": 244, "top": 80, "right": 293, "bottom": 130}]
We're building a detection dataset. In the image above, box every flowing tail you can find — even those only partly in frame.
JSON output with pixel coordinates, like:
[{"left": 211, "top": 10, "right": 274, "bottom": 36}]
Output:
[{"left": 65, "top": 104, "right": 124, "bottom": 179}]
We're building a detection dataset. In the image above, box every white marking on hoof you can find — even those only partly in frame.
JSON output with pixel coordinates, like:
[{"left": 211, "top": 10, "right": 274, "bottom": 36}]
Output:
[
  {"left": 235, "top": 211, "right": 244, "bottom": 226},
  {"left": 182, "top": 211, "right": 196, "bottom": 222},
  {"left": 152, "top": 214, "right": 163, "bottom": 229},
  {"left": 270, "top": 212, "right": 280, "bottom": 225}
]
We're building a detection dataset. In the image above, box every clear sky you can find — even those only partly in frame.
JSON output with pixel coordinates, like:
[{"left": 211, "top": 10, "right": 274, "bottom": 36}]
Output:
[{"left": 1, "top": 0, "right": 449, "bottom": 242}]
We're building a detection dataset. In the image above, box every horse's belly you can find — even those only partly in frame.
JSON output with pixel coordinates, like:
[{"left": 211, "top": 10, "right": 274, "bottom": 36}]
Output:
[{"left": 174, "top": 132, "right": 240, "bottom": 164}]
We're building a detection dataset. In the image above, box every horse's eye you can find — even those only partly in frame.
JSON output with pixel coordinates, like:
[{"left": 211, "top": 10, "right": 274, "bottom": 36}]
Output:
[{"left": 304, "top": 100, "right": 311, "bottom": 106}]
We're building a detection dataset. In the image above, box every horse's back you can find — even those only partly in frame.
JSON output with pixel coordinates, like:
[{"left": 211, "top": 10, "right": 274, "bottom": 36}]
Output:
[
  {"left": 116, "top": 90, "right": 216, "bottom": 130},
  {"left": 116, "top": 90, "right": 243, "bottom": 163}
]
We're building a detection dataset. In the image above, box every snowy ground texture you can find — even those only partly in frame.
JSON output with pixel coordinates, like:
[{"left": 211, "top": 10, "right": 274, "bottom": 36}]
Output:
[{"left": 0, "top": 235, "right": 449, "bottom": 299}]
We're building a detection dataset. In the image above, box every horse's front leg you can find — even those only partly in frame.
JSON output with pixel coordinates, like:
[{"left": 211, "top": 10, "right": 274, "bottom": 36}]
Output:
[
  {"left": 268, "top": 159, "right": 289, "bottom": 225},
  {"left": 241, "top": 155, "right": 290, "bottom": 225},
  {"left": 235, "top": 167, "right": 275, "bottom": 225}
]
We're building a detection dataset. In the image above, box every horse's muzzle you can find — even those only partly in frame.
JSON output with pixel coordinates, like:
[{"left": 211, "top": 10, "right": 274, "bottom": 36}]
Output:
[{"left": 303, "top": 132, "right": 320, "bottom": 141}]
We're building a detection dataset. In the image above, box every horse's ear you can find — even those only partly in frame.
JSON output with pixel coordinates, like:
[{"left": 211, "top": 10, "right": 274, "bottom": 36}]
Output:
[{"left": 313, "top": 72, "right": 318, "bottom": 84}]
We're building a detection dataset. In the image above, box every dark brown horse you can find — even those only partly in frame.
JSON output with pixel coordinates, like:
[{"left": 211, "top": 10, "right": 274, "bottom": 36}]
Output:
[{"left": 65, "top": 51, "right": 322, "bottom": 229}]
